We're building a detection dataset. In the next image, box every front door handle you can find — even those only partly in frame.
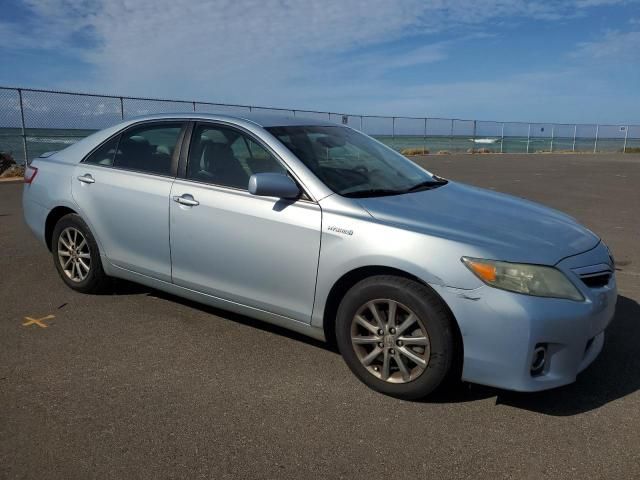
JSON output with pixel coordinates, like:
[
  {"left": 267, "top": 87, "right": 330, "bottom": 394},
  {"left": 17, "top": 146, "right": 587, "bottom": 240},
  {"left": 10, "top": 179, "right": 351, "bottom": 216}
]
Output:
[
  {"left": 77, "top": 174, "right": 95, "bottom": 184},
  {"left": 173, "top": 194, "right": 199, "bottom": 207}
]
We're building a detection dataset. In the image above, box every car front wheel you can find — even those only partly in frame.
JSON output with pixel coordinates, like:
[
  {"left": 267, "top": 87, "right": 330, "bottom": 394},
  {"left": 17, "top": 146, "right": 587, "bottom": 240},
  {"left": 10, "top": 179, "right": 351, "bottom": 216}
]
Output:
[{"left": 336, "top": 275, "right": 456, "bottom": 400}]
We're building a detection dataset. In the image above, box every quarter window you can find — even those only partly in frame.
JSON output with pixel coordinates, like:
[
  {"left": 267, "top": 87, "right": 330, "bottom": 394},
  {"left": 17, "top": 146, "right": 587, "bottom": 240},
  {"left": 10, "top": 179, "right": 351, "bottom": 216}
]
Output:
[
  {"left": 113, "top": 124, "right": 183, "bottom": 176},
  {"left": 187, "top": 124, "right": 286, "bottom": 189},
  {"left": 84, "top": 136, "right": 119, "bottom": 166}
]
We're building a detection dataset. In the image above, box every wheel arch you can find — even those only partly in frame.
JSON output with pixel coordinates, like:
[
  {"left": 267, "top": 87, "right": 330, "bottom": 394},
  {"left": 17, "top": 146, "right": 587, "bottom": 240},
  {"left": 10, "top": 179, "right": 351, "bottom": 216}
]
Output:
[
  {"left": 44, "top": 206, "right": 78, "bottom": 251},
  {"left": 321, "top": 265, "right": 464, "bottom": 377}
]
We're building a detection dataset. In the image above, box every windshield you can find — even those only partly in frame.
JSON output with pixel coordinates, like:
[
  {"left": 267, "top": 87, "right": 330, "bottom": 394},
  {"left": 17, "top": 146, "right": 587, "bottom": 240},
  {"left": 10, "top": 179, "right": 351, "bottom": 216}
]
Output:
[{"left": 265, "top": 125, "right": 443, "bottom": 197}]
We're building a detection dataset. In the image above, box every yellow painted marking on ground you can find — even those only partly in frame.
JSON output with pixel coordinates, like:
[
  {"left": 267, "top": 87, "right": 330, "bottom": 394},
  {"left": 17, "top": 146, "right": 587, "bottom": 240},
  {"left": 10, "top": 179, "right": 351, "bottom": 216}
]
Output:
[{"left": 22, "top": 315, "right": 55, "bottom": 328}]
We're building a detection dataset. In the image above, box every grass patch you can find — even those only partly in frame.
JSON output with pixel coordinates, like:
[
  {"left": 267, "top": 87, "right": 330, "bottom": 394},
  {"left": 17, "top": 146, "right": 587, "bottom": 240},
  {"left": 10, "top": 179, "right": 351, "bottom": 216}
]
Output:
[
  {"left": 624, "top": 147, "right": 640, "bottom": 153},
  {"left": 0, "top": 152, "right": 24, "bottom": 179},
  {"left": 401, "top": 147, "right": 429, "bottom": 156}
]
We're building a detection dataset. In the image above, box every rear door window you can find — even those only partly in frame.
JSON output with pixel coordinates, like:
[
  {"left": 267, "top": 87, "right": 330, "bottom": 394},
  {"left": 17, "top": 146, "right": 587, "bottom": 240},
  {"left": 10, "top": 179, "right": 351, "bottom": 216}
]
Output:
[{"left": 114, "top": 123, "right": 184, "bottom": 176}]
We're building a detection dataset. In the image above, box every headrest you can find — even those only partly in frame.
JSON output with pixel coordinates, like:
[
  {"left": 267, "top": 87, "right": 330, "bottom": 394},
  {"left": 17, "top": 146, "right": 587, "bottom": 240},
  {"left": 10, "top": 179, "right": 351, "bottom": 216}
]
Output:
[
  {"left": 127, "top": 136, "right": 150, "bottom": 145},
  {"left": 156, "top": 145, "right": 171, "bottom": 156},
  {"left": 121, "top": 136, "right": 150, "bottom": 152}
]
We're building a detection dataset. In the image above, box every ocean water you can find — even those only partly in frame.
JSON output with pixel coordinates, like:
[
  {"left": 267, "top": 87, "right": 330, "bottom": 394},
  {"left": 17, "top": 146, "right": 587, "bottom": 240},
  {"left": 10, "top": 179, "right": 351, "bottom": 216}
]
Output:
[
  {"left": 1, "top": 128, "right": 637, "bottom": 163},
  {"left": 1, "top": 128, "right": 95, "bottom": 163},
  {"left": 374, "top": 135, "right": 635, "bottom": 154}
]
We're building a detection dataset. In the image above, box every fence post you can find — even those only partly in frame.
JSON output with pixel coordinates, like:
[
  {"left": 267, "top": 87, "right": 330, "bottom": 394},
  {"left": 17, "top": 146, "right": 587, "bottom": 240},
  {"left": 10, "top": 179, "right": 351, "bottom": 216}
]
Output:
[
  {"left": 18, "top": 88, "right": 29, "bottom": 165},
  {"left": 500, "top": 123, "right": 504, "bottom": 153},
  {"left": 192, "top": 101, "right": 196, "bottom": 112},
  {"left": 471, "top": 120, "right": 477, "bottom": 154},
  {"left": 526, "top": 123, "right": 531, "bottom": 153},
  {"left": 594, "top": 124, "right": 599, "bottom": 153},
  {"left": 572, "top": 125, "right": 577, "bottom": 152},
  {"left": 292, "top": 110, "right": 296, "bottom": 117},
  {"left": 423, "top": 118, "right": 427, "bottom": 155},
  {"left": 550, "top": 125, "right": 555, "bottom": 152},
  {"left": 119, "top": 97, "right": 124, "bottom": 120},
  {"left": 392, "top": 117, "right": 396, "bottom": 150},
  {"left": 360, "top": 116, "right": 363, "bottom": 132},
  {"left": 623, "top": 126, "right": 629, "bottom": 153},
  {"left": 449, "top": 119, "right": 454, "bottom": 152}
]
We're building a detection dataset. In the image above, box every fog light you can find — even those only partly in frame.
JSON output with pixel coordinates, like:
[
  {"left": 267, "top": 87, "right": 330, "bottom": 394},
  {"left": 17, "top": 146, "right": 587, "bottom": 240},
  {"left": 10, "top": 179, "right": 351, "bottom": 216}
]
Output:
[{"left": 531, "top": 345, "right": 547, "bottom": 375}]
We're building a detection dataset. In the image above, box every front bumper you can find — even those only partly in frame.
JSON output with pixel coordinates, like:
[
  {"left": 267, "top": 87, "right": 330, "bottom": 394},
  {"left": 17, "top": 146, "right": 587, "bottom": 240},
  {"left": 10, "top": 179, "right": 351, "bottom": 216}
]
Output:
[{"left": 434, "top": 242, "right": 617, "bottom": 392}]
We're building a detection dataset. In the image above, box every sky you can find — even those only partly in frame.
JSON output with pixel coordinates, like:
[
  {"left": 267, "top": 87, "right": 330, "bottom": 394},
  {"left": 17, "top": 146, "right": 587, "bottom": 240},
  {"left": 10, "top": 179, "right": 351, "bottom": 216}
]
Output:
[{"left": 1, "top": 0, "right": 639, "bottom": 124}]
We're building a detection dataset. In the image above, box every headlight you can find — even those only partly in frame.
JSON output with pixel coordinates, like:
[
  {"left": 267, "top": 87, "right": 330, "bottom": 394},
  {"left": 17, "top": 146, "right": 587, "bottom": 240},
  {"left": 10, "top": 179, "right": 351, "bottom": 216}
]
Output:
[
  {"left": 461, "top": 257, "right": 584, "bottom": 301},
  {"left": 604, "top": 243, "right": 615, "bottom": 268}
]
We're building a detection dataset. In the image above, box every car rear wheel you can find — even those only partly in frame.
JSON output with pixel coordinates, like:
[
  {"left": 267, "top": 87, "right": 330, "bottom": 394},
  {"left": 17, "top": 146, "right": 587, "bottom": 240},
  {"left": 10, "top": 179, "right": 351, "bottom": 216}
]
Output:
[
  {"left": 336, "top": 275, "right": 456, "bottom": 400},
  {"left": 52, "top": 213, "right": 109, "bottom": 293}
]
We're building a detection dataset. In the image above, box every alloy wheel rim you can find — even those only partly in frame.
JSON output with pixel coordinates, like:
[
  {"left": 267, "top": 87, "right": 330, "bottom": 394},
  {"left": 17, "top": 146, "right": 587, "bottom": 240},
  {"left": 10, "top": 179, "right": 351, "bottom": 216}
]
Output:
[
  {"left": 351, "top": 299, "right": 430, "bottom": 384},
  {"left": 57, "top": 227, "right": 91, "bottom": 282}
]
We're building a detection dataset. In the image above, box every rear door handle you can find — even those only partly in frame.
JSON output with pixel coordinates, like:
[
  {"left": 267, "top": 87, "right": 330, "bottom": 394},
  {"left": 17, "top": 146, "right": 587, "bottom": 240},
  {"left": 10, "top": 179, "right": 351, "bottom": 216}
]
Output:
[
  {"left": 173, "top": 194, "right": 199, "bottom": 207},
  {"left": 77, "top": 174, "right": 95, "bottom": 184}
]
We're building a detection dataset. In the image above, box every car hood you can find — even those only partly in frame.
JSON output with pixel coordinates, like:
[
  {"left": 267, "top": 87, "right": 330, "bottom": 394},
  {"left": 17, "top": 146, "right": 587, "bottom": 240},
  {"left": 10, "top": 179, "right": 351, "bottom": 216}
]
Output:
[{"left": 355, "top": 181, "right": 599, "bottom": 265}]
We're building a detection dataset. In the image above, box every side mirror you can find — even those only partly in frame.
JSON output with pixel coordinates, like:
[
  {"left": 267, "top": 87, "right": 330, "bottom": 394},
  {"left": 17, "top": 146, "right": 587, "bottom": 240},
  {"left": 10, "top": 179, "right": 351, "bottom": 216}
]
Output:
[{"left": 248, "top": 173, "right": 301, "bottom": 199}]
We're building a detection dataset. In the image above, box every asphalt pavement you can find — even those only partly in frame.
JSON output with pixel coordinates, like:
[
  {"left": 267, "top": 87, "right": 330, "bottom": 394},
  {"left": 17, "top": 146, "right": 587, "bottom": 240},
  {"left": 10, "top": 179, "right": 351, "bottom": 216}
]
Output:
[{"left": 1, "top": 153, "right": 639, "bottom": 479}]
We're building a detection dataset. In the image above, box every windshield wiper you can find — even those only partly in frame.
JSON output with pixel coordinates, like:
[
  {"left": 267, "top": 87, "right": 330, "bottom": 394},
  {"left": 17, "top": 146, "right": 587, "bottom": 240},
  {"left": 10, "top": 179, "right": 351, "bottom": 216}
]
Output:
[
  {"left": 342, "top": 178, "right": 448, "bottom": 198},
  {"left": 403, "top": 178, "right": 448, "bottom": 193},
  {"left": 342, "top": 188, "right": 404, "bottom": 198}
]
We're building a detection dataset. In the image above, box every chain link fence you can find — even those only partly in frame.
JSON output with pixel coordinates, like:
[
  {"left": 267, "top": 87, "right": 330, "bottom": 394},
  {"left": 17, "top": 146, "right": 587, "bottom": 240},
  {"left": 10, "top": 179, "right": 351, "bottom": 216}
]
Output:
[{"left": 1, "top": 86, "right": 638, "bottom": 165}]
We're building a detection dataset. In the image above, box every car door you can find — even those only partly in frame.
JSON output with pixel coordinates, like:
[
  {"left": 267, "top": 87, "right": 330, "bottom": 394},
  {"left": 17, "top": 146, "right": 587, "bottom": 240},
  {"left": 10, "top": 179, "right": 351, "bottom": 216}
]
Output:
[
  {"left": 72, "top": 121, "right": 186, "bottom": 282},
  {"left": 169, "top": 122, "right": 321, "bottom": 323}
]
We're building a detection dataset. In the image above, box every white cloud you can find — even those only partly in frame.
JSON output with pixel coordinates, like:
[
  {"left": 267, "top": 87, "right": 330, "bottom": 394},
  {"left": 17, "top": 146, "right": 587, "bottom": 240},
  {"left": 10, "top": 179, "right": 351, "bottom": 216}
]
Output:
[
  {"left": 574, "top": 0, "right": 627, "bottom": 6},
  {"left": 385, "top": 44, "right": 450, "bottom": 68},
  {"left": 574, "top": 30, "right": 640, "bottom": 60}
]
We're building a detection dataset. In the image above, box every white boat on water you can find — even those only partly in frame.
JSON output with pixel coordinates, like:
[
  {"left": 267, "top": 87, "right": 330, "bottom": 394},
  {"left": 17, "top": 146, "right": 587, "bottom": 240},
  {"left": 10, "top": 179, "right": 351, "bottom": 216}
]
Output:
[{"left": 470, "top": 138, "right": 502, "bottom": 144}]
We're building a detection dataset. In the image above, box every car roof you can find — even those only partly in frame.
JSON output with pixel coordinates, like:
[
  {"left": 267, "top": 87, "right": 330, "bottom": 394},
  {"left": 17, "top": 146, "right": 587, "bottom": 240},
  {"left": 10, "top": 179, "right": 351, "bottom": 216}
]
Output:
[{"left": 126, "top": 112, "right": 339, "bottom": 128}]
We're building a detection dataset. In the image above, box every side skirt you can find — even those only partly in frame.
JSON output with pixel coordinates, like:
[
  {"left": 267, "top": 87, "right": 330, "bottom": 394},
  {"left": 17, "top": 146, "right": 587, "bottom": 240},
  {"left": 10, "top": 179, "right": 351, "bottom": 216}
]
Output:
[{"left": 104, "top": 259, "right": 326, "bottom": 342}]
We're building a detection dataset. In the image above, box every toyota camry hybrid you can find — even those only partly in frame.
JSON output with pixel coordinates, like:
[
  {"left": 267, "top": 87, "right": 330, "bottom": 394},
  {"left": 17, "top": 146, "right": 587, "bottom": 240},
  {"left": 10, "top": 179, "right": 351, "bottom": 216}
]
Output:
[{"left": 22, "top": 113, "right": 617, "bottom": 399}]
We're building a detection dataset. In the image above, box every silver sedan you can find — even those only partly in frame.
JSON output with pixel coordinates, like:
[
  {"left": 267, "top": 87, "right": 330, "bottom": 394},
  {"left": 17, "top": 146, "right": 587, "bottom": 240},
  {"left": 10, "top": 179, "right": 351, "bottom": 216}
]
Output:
[{"left": 22, "top": 113, "right": 617, "bottom": 399}]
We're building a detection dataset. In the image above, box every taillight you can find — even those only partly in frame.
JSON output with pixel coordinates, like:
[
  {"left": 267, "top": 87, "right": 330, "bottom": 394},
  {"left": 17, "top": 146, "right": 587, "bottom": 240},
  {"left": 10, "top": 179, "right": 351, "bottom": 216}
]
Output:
[{"left": 24, "top": 165, "right": 38, "bottom": 184}]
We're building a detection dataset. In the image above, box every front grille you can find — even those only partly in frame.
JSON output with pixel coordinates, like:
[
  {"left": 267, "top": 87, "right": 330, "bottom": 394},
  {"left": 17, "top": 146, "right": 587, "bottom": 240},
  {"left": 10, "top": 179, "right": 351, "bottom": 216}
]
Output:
[{"left": 579, "top": 271, "right": 612, "bottom": 288}]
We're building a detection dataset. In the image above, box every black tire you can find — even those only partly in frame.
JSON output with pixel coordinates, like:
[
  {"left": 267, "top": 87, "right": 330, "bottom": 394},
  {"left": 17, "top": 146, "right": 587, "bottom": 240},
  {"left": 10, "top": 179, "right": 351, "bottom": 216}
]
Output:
[
  {"left": 51, "top": 213, "right": 109, "bottom": 293},
  {"left": 336, "top": 275, "right": 456, "bottom": 400}
]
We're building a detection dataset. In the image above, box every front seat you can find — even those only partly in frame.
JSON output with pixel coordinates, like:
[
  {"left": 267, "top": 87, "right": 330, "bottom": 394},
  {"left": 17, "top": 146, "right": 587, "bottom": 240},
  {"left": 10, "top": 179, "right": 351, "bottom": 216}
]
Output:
[
  {"left": 286, "top": 133, "right": 320, "bottom": 172},
  {"left": 202, "top": 142, "right": 249, "bottom": 190}
]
